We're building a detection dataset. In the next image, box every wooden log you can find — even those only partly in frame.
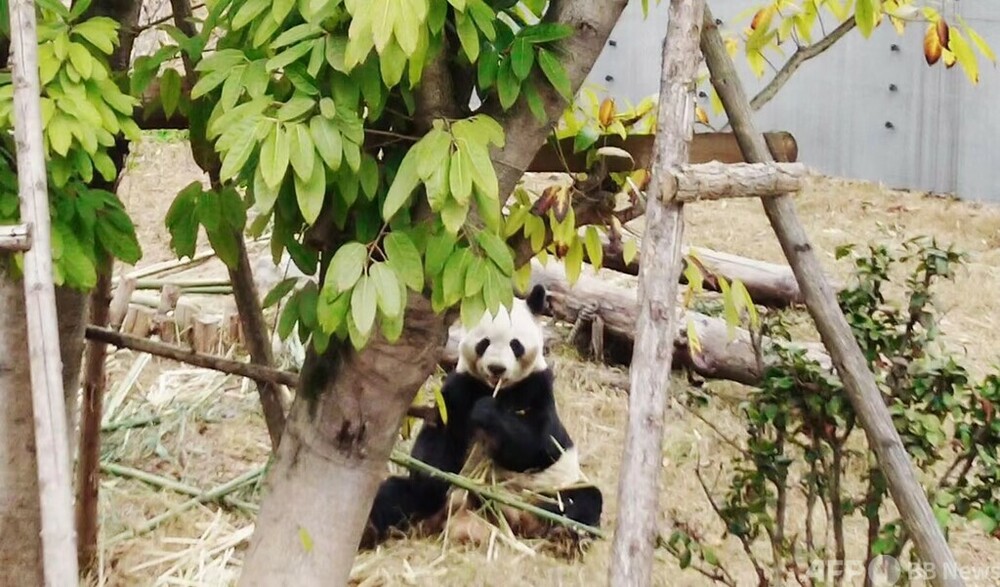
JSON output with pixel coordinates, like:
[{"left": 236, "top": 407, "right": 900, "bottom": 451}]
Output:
[
  {"left": 191, "top": 315, "right": 221, "bottom": 355},
  {"left": 529, "top": 261, "right": 833, "bottom": 384},
  {"left": 527, "top": 131, "right": 798, "bottom": 173},
  {"left": 610, "top": 3, "right": 703, "bottom": 584},
  {"left": 156, "top": 316, "right": 177, "bottom": 345},
  {"left": 598, "top": 241, "right": 821, "bottom": 308},
  {"left": 8, "top": 0, "right": 79, "bottom": 582},
  {"left": 108, "top": 276, "right": 136, "bottom": 331},
  {"left": 701, "top": 9, "right": 961, "bottom": 586},
  {"left": 157, "top": 284, "right": 181, "bottom": 314},
  {"left": 665, "top": 161, "right": 809, "bottom": 202},
  {"left": 126, "top": 306, "right": 156, "bottom": 338},
  {"left": 0, "top": 223, "right": 31, "bottom": 251}
]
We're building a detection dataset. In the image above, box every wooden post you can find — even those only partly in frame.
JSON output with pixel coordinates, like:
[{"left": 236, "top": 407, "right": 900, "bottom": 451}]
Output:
[
  {"left": 8, "top": 0, "right": 80, "bottom": 584},
  {"left": 608, "top": 2, "right": 704, "bottom": 585},
  {"left": 700, "top": 6, "right": 962, "bottom": 586},
  {"left": 0, "top": 223, "right": 32, "bottom": 251}
]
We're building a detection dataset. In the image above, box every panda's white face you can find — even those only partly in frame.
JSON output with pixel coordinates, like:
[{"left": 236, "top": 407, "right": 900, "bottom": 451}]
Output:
[{"left": 457, "top": 286, "right": 547, "bottom": 388}]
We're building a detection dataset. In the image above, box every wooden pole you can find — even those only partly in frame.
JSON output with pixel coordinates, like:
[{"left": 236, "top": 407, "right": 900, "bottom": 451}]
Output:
[
  {"left": 700, "top": 6, "right": 962, "bottom": 586},
  {"left": 666, "top": 161, "right": 809, "bottom": 202},
  {"left": 8, "top": 0, "right": 80, "bottom": 583},
  {"left": 609, "top": 2, "right": 704, "bottom": 585}
]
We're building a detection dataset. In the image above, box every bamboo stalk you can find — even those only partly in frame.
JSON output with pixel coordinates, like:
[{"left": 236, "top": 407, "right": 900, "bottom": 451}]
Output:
[
  {"left": 8, "top": 1, "right": 78, "bottom": 582},
  {"left": 100, "top": 413, "right": 165, "bottom": 432},
  {"left": 100, "top": 462, "right": 258, "bottom": 513},
  {"left": 103, "top": 466, "right": 265, "bottom": 546},
  {"left": 390, "top": 451, "right": 605, "bottom": 539}
]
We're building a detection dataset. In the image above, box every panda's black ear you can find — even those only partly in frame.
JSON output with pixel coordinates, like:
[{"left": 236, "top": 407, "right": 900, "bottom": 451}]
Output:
[{"left": 526, "top": 284, "right": 547, "bottom": 315}]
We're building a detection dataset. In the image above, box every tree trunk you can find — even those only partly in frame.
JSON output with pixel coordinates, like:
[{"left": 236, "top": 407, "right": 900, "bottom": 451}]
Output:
[
  {"left": 0, "top": 272, "right": 88, "bottom": 584},
  {"left": 238, "top": 295, "right": 448, "bottom": 586},
  {"left": 609, "top": 2, "right": 704, "bottom": 584}
]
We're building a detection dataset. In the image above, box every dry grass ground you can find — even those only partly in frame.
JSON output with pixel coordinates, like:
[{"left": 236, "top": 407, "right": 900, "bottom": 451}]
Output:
[{"left": 86, "top": 135, "right": 1000, "bottom": 586}]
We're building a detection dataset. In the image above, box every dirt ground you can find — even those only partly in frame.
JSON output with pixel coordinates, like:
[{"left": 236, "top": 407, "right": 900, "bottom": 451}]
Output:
[{"left": 86, "top": 134, "right": 1000, "bottom": 586}]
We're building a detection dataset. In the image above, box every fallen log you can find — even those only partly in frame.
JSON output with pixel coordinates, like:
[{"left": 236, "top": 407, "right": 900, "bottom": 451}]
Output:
[
  {"left": 527, "top": 131, "right": 798, "bottom": 173},
  {"left": 597, "top": 241, "right": 839, "bottom": 308},
  {"left": 529, "top": 260, "right": 832, "bottom": 386}
]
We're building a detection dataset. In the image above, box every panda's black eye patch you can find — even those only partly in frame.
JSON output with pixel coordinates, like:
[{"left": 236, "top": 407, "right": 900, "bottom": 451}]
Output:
[
  {"left": 475, "top": 338, "right": 490, "bottom": 356},
  {"left": 510, "top": 339, "right": 525, "bottom": 359}
]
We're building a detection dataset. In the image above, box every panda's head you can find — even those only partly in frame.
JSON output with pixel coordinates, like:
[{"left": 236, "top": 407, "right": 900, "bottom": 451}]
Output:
[{"left": 457, "top": 284, "right": 548, "bottom": 388}]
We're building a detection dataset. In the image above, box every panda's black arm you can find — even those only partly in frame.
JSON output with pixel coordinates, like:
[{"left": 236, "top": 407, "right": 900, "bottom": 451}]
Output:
[{"left": 469, "top": 396, "right": 563, "bottom": 472}]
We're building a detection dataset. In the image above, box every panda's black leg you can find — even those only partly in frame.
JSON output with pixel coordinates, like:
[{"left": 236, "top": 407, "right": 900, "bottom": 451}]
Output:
[{"left": 539, "top": 486, "right": 604, "bottom": 529}]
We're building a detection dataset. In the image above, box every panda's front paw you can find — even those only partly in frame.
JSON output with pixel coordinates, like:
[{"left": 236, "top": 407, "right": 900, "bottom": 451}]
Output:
[{"left": 470, "top": 396, "right": 498, "bottom": 429}]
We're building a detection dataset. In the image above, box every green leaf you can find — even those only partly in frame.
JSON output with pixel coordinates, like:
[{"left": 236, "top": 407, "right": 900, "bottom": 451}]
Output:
[
  {"left": 272, "top": 22, "right": 322, "bottom": 49},
  {"left": 351, "top": 275, "right": 378, "bottom": 336},
  {"left": 478, "top": 45, "right": 499, "bottom": 89},
  {"left": 309, "top": 115, "right": 343, "bottom": 171},
  {"left": 278, "top": 293, "right": 300, "bottom": 339},
  {"left": 382, "top": 146, "right": 421, "bottom": 220},
  {"left": 584, "top": 226, "right": 603, "bottom": 270},
  {"left": 448, "top": 148, "right": 473, "bottom": 205},
  {"left": 67, "top": 42, "right": 93, "bottom": 79},
  {"left": 218, "top": 118, "right": 259, "bottom": 180},
  {"left": 460, "top": 292, "right": 486, "bottom": 329},
  {"left": 522, "top": 80, "right": 547, "bottom": 123},
  {"left": 455, "top": 10, "right": 480, "bottom": 62},
  {"left": 319, "top": 97, "right": 336, "bottom": 119},
  {"left": 464, "top": 257, "right": 488, "bottom": 297},
  {"left": 440, "top": 198, "right": 468, "bottom": 235},
  {"left": 359, "top": 154, "right": 379, "bottom": 200},
  {"left": 59, "top": 231, "right": 97, "bottom": 288},
  {"left": 623, "top": 239, "right": 638, "bottom": 266},
  {"left": 475, "top": 231, "right": 514, "bottom": 276},
  {"left": 482, "top": 263, "right": 511, "bottom": 315},
  {"left": 384, "top": 232, "right": 424, "bottom": 291},
  {"left": 855, "top": 0, "right": 877, "bottom": 38},
  {"left": 473, "top": 188, "right": 501, "bottom": 234},
  {"left": 510, "top": 38, "right": 534, "bottom": 80},
  {"left": 253, "top": 165, "right": 280, "bottom": 215},
  {"left": 317, "top": 286, "right": 351, "bottom": 333},
  {"left": 573, "top": 124, "right": 600, "bottom": 153},
  {"left": 277, "top": 95, "right": 316, "bottom": 122},
  {"left": 519, "top": 23, "right": 573, "bottom": 44},
  {"left": 443, "top": 247, "right": 470, "bottom": 306},
  {"left": 537, "top": 48, "right": 572, "bottom": 100},
  {"left": 496, "top": 59, "right": 521, "bottom": 109},
  {"left": 159, "top": 68, "right": 182, "bottom": 118},
  {"left": 260, "top": 123, "right": 290, "bottom": 188},
  {"left": 416, "top": 128, "right": 452, "bottom": 179},
  {"left": 370, "top": 262, "right": 403, "bottom": 318},
  {"left": 231, "top": 0, "right": 270, "bottom": 30},
  {"left": 266, "top": 39, "right": 314, "bottom": 72},
  {"left": 264, "top": 278, "right": 299, "bottom": 308},
  {"left": 294, "top": 151, "right": 326, "bottom": 224},
  {"left": 425, "top": 156, "right": 450, "bottom": 210},
  {"left": 463, "top": 142, "right": 497, "bottom": 200},
  {"left": 96, "top": 219, "right": 142, "bottom": 265},
  {"left": 372, "top": 0, "right": 396, "bottom": 53},
  {"left": 327, "top": 241, "right": 367, "bottom": 292},
  {"left": 288, "top": 123, "right": 316, "bottom": 180},
  {"left": 424, "top": 231, "right": 454, "bottom": 278},
  {"left": 565, "top": 237, "right": 584, "bottom": 285}
]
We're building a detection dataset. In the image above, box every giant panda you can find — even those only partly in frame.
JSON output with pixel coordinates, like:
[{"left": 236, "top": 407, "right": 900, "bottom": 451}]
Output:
[{"left": 361, "top": 284, "right": 603, "bottom": 548}]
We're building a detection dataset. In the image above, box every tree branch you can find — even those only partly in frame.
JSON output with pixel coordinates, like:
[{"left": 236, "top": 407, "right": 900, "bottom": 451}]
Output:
[{"left": 750, "top": 15, "right": 856, "bottom": 112}]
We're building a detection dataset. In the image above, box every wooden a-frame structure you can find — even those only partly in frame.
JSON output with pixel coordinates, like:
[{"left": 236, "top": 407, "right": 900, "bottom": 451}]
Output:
[{"left": 610, "top": 2, "right": 964, "bottom": 587}]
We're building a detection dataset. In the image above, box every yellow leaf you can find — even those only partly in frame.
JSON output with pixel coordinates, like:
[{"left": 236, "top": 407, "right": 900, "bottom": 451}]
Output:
[
  {"left": 724, "top": 36, "right": 739, "bottom": 57},
  {"left": 433, "top": 385, "right": 448, "bottom": 425},
  {"left": 746, "top": 49, "right": 766, "bottom": 78},
  {"left": 949, "top": 30, "right": 980, "bottom": 84},
  {"left": 961, "top": 18, "right": 997, "bottom": 63},
  {"left": 622, "top": 239, "right": 639, "bottom": 266},
  {"left": 686, "top": 316, "right": 702, "bottom": 356},
  {"left": 598, "top": 98, "right": 615, "bottom": 127},
  {"left": 695, "top": 105, "right": 709, "bottom": 126},
  {"left": 924, "top": 24, "right": 943, "bottom": 66}
]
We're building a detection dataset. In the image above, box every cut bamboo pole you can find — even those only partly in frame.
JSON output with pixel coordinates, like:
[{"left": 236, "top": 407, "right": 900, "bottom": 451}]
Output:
[
  {"left": 609, "top": 2, "right": 704, "bottom": 585},
  {"left": 8, "top": 0, "right": 79, "bottom": 583},
  {"left": 701, "top": 6, "right": 962, "bottom": 586}
]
